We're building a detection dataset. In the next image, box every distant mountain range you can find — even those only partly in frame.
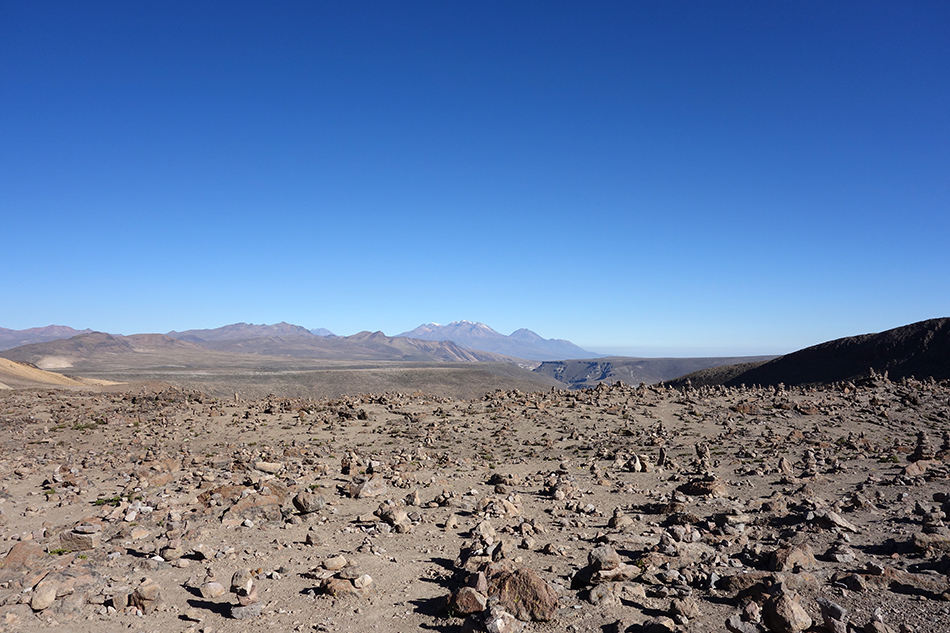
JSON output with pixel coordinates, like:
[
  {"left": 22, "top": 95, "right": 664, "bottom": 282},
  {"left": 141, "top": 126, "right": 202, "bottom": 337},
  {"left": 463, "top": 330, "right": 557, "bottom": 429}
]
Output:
[
  {"left": 0, "top": 328, "right": 516, "bottom": 369},
  {"left": 0, "top": 320, "right": 597, "bottom": 362},
  {"left": 398, "top": 320, "right": 600, "bottom": 361}
]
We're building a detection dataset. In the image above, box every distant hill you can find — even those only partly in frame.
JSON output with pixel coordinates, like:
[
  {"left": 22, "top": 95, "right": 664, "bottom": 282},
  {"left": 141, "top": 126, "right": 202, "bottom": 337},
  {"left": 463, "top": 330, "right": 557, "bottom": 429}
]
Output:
[
  {"left": 167, "top": 321, "right": 317, "bottom": 342},
  {"left": 0, "top": 325, "right": 94, "bottom": 351},
  {"left": 184, "top": 329, "right": 517, "bottom": 363},
  {"left": 398, "top": 320, "right": 599, "bottom": 361},
  {"left": 666, "top": 318, "right": 950, "bottom": 388},
  {"left": 0, "top": 332, "right": 206, "bottom": 369},
  {"left": 534, "top": 355, "right": 776, "bottom": 388}
]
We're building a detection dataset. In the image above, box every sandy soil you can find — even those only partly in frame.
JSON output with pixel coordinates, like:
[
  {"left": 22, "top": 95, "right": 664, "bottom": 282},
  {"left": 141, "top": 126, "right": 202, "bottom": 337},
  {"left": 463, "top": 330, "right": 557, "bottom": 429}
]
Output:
[
  {"left": 0, "top": 359, "right": 85, "bottom": 388},
  {"left": 0, "top": 376, "right": 948, "bottom": 633}
]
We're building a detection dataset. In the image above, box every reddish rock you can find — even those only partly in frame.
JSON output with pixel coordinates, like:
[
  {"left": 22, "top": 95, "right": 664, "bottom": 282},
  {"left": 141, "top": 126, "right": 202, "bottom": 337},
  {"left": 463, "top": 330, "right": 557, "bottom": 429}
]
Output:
[
  {"left": 488, "top": 568, "right": 558, "bottom": 622},
  {"left": 321, "top": 576, "right": 362, "bottom": 597},
  {"left": 222, "top": 493, "right": 282, "bottom": 523},
  {"left": 450, "top": 586, "right": 488, "bottom": 615},
  {"left": 130, "top": 578, "right": 162, "bottom": 614},
  {"left": 770, "top": 544, "right": 817, "bottom": 572},
  {"left": 677, "top": 475, "right": 726, "bottom": 497},
  {"left": 763, "top": 590, "right": 812, "bottom": 633},
  {"left": 0, "top": 542, "right": 46, "bottom": 571}
]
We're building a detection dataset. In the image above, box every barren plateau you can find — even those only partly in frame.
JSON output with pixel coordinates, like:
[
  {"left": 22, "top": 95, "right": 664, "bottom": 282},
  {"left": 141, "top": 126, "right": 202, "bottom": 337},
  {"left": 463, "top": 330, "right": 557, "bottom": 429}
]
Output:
[{"left": 0, "top": 370, "right": 949, "bottom": 633}]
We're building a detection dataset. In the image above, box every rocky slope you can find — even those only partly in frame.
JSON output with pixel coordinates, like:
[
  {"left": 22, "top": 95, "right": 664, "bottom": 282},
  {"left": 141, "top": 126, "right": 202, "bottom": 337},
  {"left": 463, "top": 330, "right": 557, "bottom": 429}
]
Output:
[{"left": 667, "top": 318, "right": 950, "bottom": 388}]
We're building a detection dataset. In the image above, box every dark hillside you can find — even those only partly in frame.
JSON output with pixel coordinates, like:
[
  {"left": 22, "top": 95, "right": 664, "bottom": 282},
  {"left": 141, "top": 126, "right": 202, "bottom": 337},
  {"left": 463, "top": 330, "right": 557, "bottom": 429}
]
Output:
[
  {"left": 668, "top": 318, "right": 950, "bottom": 388},
  {"left": 727, "top": 318, "right": 950, "bottom": 386}
]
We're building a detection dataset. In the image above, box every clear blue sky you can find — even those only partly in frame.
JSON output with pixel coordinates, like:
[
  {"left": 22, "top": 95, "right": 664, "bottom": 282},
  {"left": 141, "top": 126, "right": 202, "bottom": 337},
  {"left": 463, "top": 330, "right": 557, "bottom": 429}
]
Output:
[{"left": 2, "top": 2, "right": 948, "bottom": 356}]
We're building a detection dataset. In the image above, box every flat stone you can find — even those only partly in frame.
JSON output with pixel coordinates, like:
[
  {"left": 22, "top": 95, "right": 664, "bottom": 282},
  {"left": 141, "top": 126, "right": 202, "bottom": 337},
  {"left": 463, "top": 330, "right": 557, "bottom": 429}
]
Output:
[
  {"left": 60, "top": 529, "right": 101, "bottom": 551},
  {"left": 323, "top": 555, "right": 348, "bottom": 571},
  {"left": 254, "top": 461, "right": 283, "bottom": 474},
  {"left": 321, "top": 576, "right": 362, "bottom": 598},
  {"left": 130, "top": 527, "right": 150, "bottom": 540},
  {"left": 30, "top": 578, "right": 59, "bottom": 611},
  {"left": 474, "top": 605, "right": 523, "bottom": 633},
  {"left": 231, "top": 601, "right": 262, "bottom": 619},
  {"left": 817, "top": 597, "right": 848, "bottom": 633},
  {"left": 677, "top": 476, "right": 726, "bottom": 497},
  {"left": 726, "top": 613, "right": 761, "bottom": 633},
  {"left": 200, "top": 581, "right": 226, "bottom": 599}
]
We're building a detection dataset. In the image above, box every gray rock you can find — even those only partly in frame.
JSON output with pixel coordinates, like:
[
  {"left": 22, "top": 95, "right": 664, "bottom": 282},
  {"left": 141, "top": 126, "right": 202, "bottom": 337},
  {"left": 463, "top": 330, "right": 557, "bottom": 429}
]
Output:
[
  {"left": 348, "top": 475, "right": 387, "bottom": 499},
  {"left": 293, "top": 490, "right": 326, "bottom": 513},
  {"left": 726, "top": 613, "right": 763, "bottom": 633},
  {"left": 231, "top": 601, "right": 263, "bottom": 619},
  {"left": 816, "top": 597, "right": 848, "bottom": 633}
]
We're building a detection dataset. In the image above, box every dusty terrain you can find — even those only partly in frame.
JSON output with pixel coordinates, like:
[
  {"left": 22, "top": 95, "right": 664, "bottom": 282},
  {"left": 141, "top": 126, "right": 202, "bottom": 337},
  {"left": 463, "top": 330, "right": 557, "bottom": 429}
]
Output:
[{"left": 0, "top": 374, "right": 949, "bottom": 633}]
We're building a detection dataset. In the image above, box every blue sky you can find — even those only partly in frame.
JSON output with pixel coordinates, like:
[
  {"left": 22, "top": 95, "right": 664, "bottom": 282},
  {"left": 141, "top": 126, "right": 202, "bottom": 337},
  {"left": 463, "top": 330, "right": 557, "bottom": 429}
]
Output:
[{"left": 2, "top": 2, "right": 948, "bottom": 356}]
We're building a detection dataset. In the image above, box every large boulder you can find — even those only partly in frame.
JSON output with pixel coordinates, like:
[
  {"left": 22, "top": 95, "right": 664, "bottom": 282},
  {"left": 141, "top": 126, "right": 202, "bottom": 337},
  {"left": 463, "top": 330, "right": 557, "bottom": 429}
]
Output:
[{"left": 488, "top": 568, "right": 558, "bottom": 622}]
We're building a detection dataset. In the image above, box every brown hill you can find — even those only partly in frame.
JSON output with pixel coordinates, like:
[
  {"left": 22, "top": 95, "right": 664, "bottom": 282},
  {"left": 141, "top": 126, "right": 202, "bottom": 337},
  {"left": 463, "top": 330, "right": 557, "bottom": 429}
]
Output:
[
  {"left": 667, "top": 318, "right": 950, "bottom": 388},
  {"left": 167, "top": 321, "right": 315, "bottom": 342},
  {"left": 0, "top": 325, "right": 94, "bottom": 351},
  {"left": 0, "top": 332, "right": 220, "bottom": 371}
]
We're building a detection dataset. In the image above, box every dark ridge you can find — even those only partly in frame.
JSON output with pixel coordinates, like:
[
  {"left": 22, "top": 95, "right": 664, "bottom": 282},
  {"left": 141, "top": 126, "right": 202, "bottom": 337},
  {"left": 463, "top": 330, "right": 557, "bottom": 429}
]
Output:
[
  {"left": 667, "top": 318, "right": 950, "bottom": 388},
  {"left": 664, "top": 360, "right": 771, "bottom": 389}
]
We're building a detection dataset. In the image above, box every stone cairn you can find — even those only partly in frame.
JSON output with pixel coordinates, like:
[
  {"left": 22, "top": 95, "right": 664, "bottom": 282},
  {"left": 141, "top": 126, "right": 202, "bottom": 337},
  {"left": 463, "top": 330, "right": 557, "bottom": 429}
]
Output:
[
  {"left": 229, "top": 569, "right": 261, "bottom": 619},
  {"left": 910, "top": 431, "right": 936, "bottom": 462}
]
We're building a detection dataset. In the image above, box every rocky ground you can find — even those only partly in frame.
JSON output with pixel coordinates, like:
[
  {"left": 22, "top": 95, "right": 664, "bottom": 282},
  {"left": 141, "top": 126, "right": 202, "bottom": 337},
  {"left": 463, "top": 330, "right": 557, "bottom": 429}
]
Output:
[{"left": 0, "top": 374, "right": 949, "bottom": 633}]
